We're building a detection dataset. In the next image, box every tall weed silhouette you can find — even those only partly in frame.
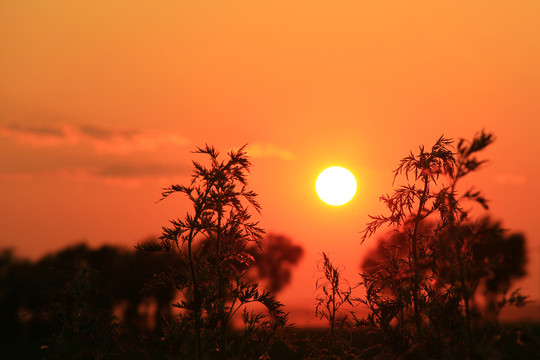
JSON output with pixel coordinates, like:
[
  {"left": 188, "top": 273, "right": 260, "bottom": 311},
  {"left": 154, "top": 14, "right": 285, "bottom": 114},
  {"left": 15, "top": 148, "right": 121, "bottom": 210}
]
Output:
[
  {"left": 137, "top": 145, "right": 288, "bottom": 360},
  {"left": 314, "top": 252, "right": 356, "bottom": 359},
  {"left": 354, "top": 131, "right": 535, "bottom": 359}
]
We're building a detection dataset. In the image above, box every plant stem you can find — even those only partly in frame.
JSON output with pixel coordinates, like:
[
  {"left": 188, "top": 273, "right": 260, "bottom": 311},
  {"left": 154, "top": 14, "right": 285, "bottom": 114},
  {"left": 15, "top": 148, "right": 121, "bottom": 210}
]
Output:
[
  {"left": 410, "top": 176, "right": 429, "bottom": 338},
  {"left": 450, "top": 173, "right": 474, "bottom": 357},
  {"left": 329, "top": 283, "right": 336, "bottom": 357},
  {"left": 183, "top": 189, "right": 211, "bottom": 360}
]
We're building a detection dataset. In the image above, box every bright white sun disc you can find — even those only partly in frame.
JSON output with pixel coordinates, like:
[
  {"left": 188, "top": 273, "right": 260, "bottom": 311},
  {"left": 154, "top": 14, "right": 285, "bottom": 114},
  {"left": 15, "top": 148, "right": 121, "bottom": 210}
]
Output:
[{"left": 316, "top": 166, "right": 357, "bottom": 206}]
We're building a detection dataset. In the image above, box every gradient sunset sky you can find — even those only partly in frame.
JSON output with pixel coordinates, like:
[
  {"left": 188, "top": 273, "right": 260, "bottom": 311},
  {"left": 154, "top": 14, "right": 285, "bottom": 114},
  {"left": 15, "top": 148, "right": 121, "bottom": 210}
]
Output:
[{"left": 1, "top": 1, "right": 539, "bottom": 318}]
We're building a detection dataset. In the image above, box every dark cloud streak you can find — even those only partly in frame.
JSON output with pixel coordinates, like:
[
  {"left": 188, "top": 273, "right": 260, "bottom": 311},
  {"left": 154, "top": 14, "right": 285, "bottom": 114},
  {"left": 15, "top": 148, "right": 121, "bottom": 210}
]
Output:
[
  {"left": 97, "top": 162, "right": 190, "bottom": 178},
  {"left": 0, "top": 122, "right": 188, "bottom": 154}
]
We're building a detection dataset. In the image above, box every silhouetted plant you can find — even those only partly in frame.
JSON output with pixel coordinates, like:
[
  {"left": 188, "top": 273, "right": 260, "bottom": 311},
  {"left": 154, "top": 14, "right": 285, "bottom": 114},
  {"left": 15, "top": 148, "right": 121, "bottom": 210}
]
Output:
[
  {"left": 354, "top": 131, "right": 533, "bottom": 358},
  {"left": 315, "top": 252, "right": 354, "bottom": 359},
  {"left": 137, "top": 145, "right": 288, "bottom": 360}
]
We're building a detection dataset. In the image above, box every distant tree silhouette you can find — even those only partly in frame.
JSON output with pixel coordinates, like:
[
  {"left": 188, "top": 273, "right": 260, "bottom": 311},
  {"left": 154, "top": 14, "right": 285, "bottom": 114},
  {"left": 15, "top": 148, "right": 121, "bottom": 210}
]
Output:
[
  {"left": 247, "top": 233, "right": 304, "bottom": 293},
  {"left": 190, "top": 232, "right": 304, "bottom": 294},
  {"left": 361, "top": 216, "right": 527, "bottom": 321},
  {"left": 436, "top": 217, "right": 527, "bottom": 321}
]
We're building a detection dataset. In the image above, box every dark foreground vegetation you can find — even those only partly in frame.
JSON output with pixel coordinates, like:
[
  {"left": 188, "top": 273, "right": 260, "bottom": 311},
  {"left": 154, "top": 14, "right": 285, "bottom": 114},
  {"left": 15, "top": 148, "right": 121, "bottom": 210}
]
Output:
[{"left": 1, "top": 131, "right": 539, "bottom": 359}]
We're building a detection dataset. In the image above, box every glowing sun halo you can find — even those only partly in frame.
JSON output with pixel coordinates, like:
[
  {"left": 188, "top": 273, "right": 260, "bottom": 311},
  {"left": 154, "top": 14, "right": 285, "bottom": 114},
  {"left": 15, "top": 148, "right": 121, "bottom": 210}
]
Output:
[{"left": 316, "top": 166, "right": 357, "bottom": 206}]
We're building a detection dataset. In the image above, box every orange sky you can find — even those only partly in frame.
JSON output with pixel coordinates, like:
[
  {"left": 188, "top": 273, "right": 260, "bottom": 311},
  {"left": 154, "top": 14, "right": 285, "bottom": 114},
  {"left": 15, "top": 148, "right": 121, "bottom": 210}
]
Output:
[{"left": 1, "top": 1, "right": 539, "bottom": 323}]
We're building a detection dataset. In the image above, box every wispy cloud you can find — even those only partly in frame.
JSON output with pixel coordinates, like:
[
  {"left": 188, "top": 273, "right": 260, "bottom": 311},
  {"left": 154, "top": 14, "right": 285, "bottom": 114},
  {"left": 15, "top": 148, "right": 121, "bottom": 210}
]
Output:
[
  {"left": 2, "top": 161, "right": 190, "bottom": 187},
  {"left": 495, "top": 172, "right": 528, "bottom": 185},
  {"left": 0, "top": 123, "right": 188, "bottom": 154},
  {"left": 96, "top": 162, "right": 190, "bottom": 178},
  {"left": 247, "top": 142, "right": 295, "bottom": 160},
  {"left": 0, "top": 123, "right": 76, "bottom": 147}
]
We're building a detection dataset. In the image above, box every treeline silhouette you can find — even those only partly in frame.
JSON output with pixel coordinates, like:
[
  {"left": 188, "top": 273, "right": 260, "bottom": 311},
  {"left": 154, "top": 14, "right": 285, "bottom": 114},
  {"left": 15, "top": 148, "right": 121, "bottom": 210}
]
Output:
[
  {"left": 0, "top": 234, "right": 303, "bottom": 359},
  {"left": 0, "top": 243, "right": 176, "bottom": 358}
]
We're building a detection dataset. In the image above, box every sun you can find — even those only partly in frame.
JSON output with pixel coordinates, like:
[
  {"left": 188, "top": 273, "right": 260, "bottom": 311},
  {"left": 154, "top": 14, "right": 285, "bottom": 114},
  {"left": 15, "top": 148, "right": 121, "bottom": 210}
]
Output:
[{"left": 316, "top": 166, "right": 357, "bottom": 206}]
